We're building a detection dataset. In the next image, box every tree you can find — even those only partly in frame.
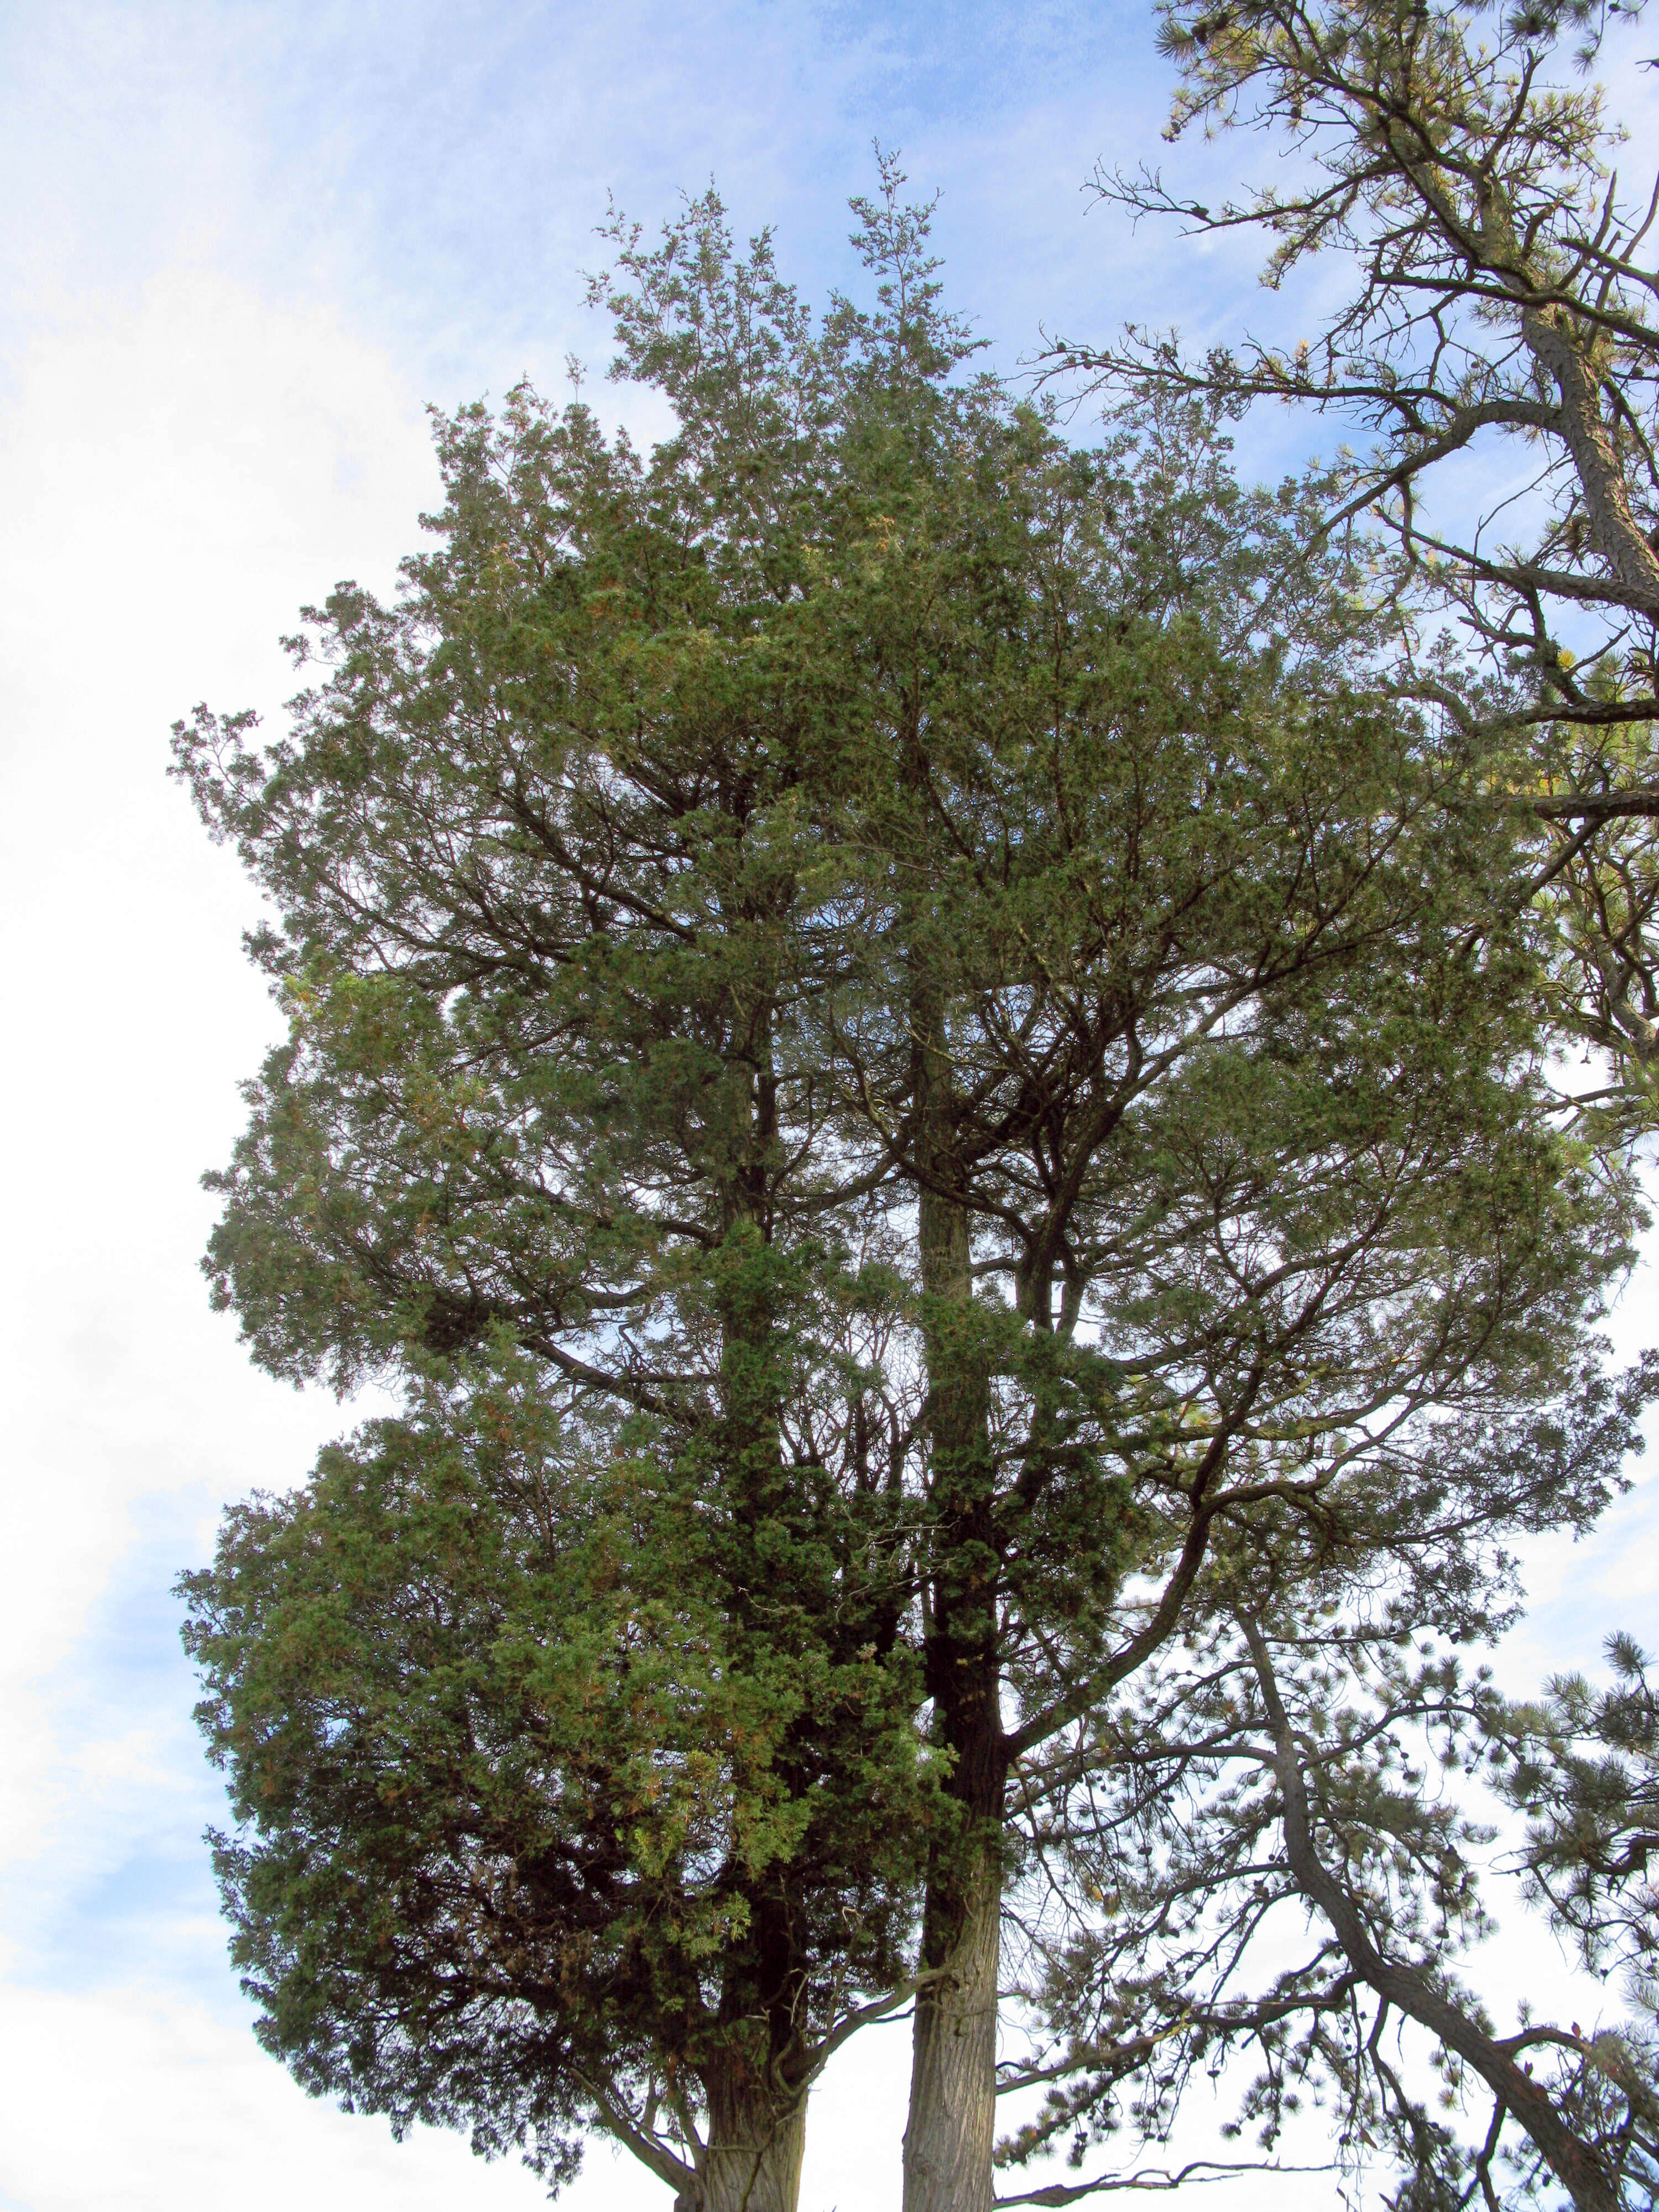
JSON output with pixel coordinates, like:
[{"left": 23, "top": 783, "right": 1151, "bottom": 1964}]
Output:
[
  {"left": 1004, "top": 1454, "right": 1659, "bottom": 2210},
  {"left": 794, "top": 362, "right": 1648, "bottom": 2209},
  {"left": 176, "top": 167, "right": 1652, "bottom": 2212},
  {"left": 173, "top": 240, "right": 936, "bottom": 2208},
  {"left": 1050, "top": 0, "right": 1659, "bottom": 1123},
  {"left": 1062, "top": 0, "right": 1659, "bottom": 724}
]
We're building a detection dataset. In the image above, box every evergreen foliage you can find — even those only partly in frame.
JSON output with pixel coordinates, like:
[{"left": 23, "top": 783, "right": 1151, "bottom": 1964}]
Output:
[
  {"left": 174, "top": 159, "right": 1658, "bottom": 2211},
  {"left": 1052, "top": 0, "right": 1659, "bottom": 1133}
]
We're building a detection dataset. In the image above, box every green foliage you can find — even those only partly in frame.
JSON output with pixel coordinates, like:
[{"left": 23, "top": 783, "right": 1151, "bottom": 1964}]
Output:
[
  {"left": 180, "top": 1353, "right": 931, "bottom": 2189},
  {"left": 173, "top": 159, "right": 1658, "bottom": 2208},
  {"left": 1495, "top": 1634, "right": 1659, "bottom": 2011},
  {"left": 172, "top": 182, "right": 953, "bottom": 2193}
]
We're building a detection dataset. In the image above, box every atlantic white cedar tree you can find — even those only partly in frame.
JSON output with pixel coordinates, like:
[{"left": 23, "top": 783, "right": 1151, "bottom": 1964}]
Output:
[{"left": 177, "top": 167, "right": 1649, "bottom": 2212}]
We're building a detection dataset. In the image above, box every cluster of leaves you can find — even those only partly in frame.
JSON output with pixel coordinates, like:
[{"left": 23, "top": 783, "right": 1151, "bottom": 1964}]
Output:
[{"left": 1498, "top": 1634, "right": 1659, "bottom": 2007}]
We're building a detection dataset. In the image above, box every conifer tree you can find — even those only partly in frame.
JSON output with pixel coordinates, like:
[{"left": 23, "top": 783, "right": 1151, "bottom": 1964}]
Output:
[
  {"left": 813, "top": 397, "right": 1648, "bottom": 2210},
  {"left": 1051, "top": 0, "right": 1659, "bottom": 1125},
  {"left": 175, "top": 169, "right": 1653, "bottom": 2212},
  {"left": 174, "top": 245, "right": 932, "bottom": 2209},
  {"left": 1004, "top": 1535, "right": 1659, "bottom": 2209}
]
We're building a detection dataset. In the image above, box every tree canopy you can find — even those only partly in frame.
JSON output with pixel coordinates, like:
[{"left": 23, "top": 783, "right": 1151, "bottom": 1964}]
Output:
[
  {"left": 175, "top": 155, "right": 1658, "bottom": 2212},
  {"left": 1051, "top": 0, "right": 1659, "bottom": 1138}
]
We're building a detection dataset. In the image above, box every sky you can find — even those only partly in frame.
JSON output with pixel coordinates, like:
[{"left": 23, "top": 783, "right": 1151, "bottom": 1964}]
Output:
[{"left": 2, "top": 3, "right": 1657, "bottom": 2209}]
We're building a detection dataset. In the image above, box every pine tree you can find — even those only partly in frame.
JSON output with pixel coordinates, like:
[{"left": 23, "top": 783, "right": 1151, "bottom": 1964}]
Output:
[
  {"left": 1050, "top": 0, "right": 1659, "bottom": 1128},
  {"left": 1003, "top": 1518, "right": 1659, "bottom": 2209}
]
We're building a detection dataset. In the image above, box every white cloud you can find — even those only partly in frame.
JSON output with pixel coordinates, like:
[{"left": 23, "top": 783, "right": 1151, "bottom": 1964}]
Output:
[{"left": 0, "top": 1987, "right": 561, "bottom": 2212}]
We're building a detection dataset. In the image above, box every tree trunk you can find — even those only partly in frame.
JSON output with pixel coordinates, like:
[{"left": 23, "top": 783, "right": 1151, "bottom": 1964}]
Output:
[
  {"left": 682, "top": 2073, "right": 807, "bottom": 2212},
  {"left": 900, "top": 841, "right": 1004, "bottom": 2212},
  {"left": 902, "top": 1835, "right": 1001, "bottom": 2212},
  {"left": 1520, "top": 302, "right": 1659, "bottom": 624},
  {"left": 690, "top": 978, "right": 812, "bottom": 2212},
  {"left": 1455, "top": 160, "right": 1659, "bottom": 625}
]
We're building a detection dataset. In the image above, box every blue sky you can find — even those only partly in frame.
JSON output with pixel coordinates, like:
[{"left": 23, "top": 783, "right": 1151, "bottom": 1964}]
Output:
[
  {"left": 7, "top": 1, "right": 1249, "bottom": 398},
  {"left": 2, "top": 4, "right": 1657, "bottom": 2209}
]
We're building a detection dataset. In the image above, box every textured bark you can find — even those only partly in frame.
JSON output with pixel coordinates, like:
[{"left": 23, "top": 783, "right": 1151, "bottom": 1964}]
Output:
[
  {"left": 1519, "top": 301, "right": 1659, "bottom": 626},
  {"left": 902, "top": 1843, "right": 1001, "bottom": 2212},
  {"left": 1454, "top": 160, "right": 1659, "bottom": 625},
  {"left": 684, "top": 2075, "right": 807, "bottom": 2212},
  {"left": 901, "top": 1215, "right": 1003, "bottom": 2212},
  {"left": 1240, "top": 1615, "right": 1620, "bottom": 2212}
]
